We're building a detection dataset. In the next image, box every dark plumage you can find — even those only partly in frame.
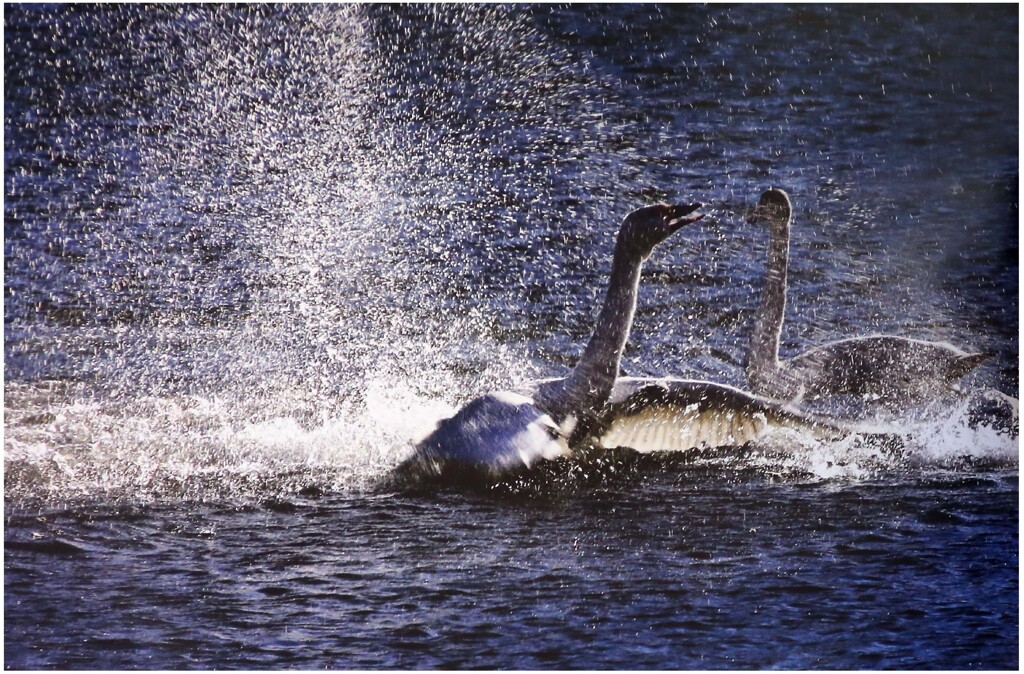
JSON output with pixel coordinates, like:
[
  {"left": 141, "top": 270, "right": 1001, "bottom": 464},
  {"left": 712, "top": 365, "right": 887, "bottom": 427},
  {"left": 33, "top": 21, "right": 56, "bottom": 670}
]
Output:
[{"left": 746, "top": 187, "right": 987, "bottom": 406}]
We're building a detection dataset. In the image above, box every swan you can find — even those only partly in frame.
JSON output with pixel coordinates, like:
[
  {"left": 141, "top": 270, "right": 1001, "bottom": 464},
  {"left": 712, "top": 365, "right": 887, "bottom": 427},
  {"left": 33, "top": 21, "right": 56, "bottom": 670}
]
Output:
[
  {"left": 745, "top": 187, "right": 988, "bottom": 405},
  {"left": 391, "top": 201, "right": 849, "bottom": 488},
  {"left": 392, "top": 202, "right": 706, "bottom": 484}
]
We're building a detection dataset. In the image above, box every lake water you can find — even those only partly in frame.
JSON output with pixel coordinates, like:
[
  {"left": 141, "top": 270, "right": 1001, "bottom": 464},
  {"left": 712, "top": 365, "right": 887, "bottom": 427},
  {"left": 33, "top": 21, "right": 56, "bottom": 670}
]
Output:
[{"left": 4, "top": 4, "right": 1018, "bottom": 669}]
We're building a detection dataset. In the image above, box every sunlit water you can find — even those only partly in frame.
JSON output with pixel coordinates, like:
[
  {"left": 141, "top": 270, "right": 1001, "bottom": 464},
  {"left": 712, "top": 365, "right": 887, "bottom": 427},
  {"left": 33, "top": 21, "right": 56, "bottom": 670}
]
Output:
[{"left": 4, "top": 5, "right": 1018, "bottom": 669}]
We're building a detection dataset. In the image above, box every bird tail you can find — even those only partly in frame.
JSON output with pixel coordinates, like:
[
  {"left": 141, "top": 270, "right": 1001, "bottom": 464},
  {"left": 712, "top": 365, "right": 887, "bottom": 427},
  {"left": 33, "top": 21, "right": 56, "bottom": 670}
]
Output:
[{"left": 945, "top": 352, "right": 990, "bottom": 382}]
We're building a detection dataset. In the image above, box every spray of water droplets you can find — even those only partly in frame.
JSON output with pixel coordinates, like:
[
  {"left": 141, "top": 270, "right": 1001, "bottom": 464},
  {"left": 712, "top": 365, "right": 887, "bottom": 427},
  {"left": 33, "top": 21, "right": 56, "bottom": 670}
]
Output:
[
  {"left": 4, "top": 5, "right": 638, "bottom": 501},
  {"left": 5, "top": 5, "right": 1016, "bottom": 503}
]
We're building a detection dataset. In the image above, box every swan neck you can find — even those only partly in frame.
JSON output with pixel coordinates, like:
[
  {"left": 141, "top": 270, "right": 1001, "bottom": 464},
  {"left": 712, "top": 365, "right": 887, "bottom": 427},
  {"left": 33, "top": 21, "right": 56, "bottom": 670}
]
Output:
[
  {"left": 748, "top": 212, "right": 789, "bottom": 384},
  {"left": 557, "top": 238, "right": 643, "bottom": 416}
]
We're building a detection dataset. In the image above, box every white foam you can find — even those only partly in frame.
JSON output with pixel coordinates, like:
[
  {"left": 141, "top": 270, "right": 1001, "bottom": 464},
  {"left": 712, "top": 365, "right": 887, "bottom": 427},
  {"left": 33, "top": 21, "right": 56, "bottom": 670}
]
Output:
[
  {"left": 3, "top": 374, "right": 467, "bottom": 502},
  {"left": 5, "top": 379, "right": 1017, "bottom": 503},
  {"left": 904, "top": 391, "right": 1019, "bottom": 466},
  {"left": 756, "top": 390, "right": 1018, "bottom": 480}
]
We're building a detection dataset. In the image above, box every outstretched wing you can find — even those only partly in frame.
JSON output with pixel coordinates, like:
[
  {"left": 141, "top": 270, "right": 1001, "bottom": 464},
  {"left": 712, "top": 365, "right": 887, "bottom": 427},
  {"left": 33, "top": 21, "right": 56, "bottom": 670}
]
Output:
[{"left": 598, "top": 377, "right": 844, "bottom": 453}]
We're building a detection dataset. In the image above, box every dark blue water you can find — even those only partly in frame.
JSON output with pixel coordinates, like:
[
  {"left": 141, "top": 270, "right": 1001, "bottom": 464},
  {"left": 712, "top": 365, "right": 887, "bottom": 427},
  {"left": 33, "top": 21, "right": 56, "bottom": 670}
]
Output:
[{"left": 4, "top": 4, "right": 1018, "bottom": 669}]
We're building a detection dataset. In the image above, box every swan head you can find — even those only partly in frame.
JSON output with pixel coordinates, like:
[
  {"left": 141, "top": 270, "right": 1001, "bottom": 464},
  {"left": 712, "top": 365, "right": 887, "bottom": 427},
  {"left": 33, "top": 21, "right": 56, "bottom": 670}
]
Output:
[
  {"left": 400, "top": 392, "right": 571, "bottom": 484},
  {"left": 618, "top": 202, "right": 704, "bottom": 259},
  {"left": 749, "top": 187, "right": 792, "bottom": 225}
]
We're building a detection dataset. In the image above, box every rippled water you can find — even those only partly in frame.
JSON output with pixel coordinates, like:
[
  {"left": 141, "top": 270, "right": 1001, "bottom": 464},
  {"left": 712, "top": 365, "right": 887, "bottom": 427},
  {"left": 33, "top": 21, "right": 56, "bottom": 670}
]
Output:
[{"left": 4, "top": 4, "right": 1018, "bottom": 669}]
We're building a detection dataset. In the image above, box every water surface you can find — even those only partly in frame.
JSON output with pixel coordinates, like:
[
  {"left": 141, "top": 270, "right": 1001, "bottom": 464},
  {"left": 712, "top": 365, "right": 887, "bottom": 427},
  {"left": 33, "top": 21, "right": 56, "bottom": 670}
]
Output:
[{"left": 4, "top": 4, "right": 1018, "bottom": 669}]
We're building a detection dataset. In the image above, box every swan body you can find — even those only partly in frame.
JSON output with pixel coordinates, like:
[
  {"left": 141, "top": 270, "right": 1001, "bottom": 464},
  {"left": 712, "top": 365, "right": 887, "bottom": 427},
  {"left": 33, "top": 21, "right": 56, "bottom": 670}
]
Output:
[
  {"left": 769, "top": 334, "right": 988, "bottom": 402},
  {"left": 393, "top": 202, "right": 705, "bottom": 485},
  {"left": 746, "top": 187, "right": 988, "bottom": 406}
]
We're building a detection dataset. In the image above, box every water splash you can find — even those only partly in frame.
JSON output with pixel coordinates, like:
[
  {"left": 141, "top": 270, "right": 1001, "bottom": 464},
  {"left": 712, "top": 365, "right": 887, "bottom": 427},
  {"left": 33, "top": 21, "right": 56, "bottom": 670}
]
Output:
[
  {"left": 5, "top": 5, "right": 1017, "bottom": 504},
  {"left": 4, "top": 5, "right": 591, "bottom": 503},
  {"left": 5, "top": 377, "right": 1016, "bottom": 504},
  {"left": 754, "top": 389, "right": 1019, "bottom": 482},
  {"left": 4, "top": 378, "right": 447, "bottom": 502}
]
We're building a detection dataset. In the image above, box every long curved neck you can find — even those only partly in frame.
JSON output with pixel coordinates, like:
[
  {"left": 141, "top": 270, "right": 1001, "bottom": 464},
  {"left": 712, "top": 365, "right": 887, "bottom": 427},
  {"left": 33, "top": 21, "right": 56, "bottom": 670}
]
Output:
[
  {"left": 747, "top": 211, "right": 789, "bottom": 388},
  {"left": 544, "top": 232, "right": 643, "bottom": 420}
]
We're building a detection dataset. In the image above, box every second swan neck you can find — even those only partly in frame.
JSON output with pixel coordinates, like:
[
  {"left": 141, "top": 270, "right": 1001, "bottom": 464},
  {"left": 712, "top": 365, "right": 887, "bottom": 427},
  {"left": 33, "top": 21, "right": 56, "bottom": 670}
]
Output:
[{"left": 747, "top": 209, "right": 791, "bottom": 389}]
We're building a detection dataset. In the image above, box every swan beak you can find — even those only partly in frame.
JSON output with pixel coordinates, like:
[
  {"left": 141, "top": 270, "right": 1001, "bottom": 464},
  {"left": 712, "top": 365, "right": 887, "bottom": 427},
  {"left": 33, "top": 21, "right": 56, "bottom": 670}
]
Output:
[{"left": 667, "top": 202, "right": 705, "bottom": 230}]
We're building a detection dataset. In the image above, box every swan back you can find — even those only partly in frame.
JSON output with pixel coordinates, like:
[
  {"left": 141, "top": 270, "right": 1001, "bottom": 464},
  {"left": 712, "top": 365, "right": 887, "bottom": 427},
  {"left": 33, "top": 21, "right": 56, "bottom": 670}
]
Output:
[{"left": 787, "top": 335, "right": 988, "bottom": 401}]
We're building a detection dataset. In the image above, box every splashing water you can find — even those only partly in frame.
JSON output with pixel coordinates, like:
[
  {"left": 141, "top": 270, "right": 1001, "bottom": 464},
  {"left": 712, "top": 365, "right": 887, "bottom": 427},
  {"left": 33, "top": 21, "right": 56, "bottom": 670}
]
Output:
[
  {"left": 4, "top": 5, "right": 617, "bottom": 502},
  {"left": 5, "top": 7, "right": 1018, "bottom": 671},
  {"left": 4, "top": 5, "right": 1018, "bottom": 505},
  {"left": 4, "top": 378, "right": 455, "bottom": 501}
]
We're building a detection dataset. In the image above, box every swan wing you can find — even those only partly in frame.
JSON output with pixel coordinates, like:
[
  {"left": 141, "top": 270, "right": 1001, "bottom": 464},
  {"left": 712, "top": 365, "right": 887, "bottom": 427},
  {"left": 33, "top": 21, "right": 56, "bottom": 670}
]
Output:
[
  {"left": 598, "top": 377, "right": 844, "bottom": 453},
  {"left": 394, "top": 392, "right": 570, "bottom": 486}
]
